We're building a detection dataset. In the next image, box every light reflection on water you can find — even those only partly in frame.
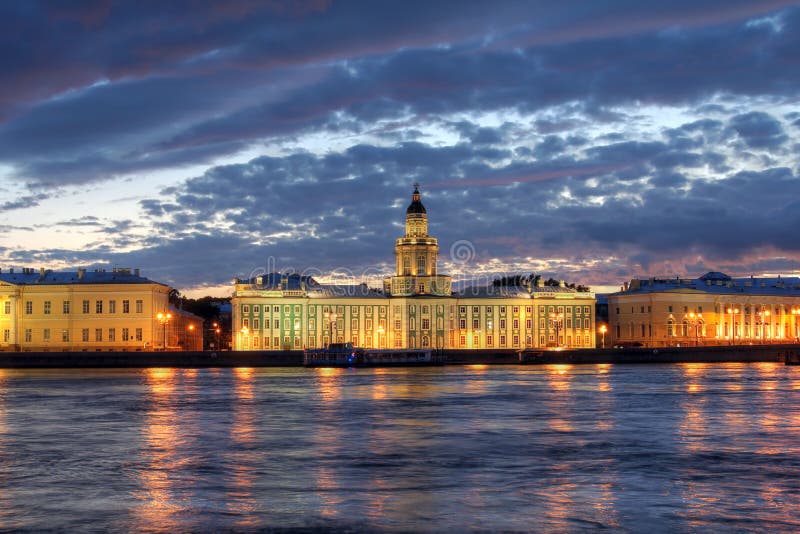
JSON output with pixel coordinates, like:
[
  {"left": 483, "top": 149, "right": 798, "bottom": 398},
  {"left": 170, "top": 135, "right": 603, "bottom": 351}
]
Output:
[{"left": 0, "top": 364, "right": 799, "bottom": 530}]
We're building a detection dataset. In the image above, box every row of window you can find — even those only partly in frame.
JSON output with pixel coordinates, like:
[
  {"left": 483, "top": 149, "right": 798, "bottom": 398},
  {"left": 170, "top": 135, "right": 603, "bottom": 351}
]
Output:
[
  {"left": 457, "top": 305, "right": 592, "bottom": 316},
  {"left": 456, "top": 317, "right": 592, "bottom": 330},
  {"left": 17, "top": 299, "right": 144, "bottom": 315},
  {"left": 456, "top": 333, "right": 594, "bottom": 347},
  {"left": 242, "top": 317, "right": 389, "bottom": 332},
  {"left": 241, "top": 304, "right": 389, "bottom": 316},
  {"left": 3, "top": 327, "right": 144, "bottom": 343}
]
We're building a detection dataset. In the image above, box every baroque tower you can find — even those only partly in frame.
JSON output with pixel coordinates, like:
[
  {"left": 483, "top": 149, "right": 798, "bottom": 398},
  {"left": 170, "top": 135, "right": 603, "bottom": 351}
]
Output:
[{"left": 385, "top": 185, "right": 451, "bottom": 296}]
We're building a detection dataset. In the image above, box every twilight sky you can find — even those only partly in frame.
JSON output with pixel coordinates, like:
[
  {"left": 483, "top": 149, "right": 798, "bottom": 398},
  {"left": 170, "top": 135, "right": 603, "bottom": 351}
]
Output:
[{"left": 1, "top": 1, "right": 799, "bottom": 296}]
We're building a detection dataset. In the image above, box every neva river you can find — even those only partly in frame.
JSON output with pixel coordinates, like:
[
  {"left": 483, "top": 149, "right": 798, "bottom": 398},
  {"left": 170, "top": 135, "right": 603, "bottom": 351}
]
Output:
[{"left": 1, "top": 363, "right": 799, "bottom": 532}]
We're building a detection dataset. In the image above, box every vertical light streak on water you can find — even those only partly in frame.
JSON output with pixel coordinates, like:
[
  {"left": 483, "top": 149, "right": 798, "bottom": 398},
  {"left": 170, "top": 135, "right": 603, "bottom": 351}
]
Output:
[
  {"left": 132, "top": 368, "right": 182, "bottom": 531},
  {"left": 226, "top": 367, "right": 258, "bottom": 529},
  {"left": 312, "top": 367, "right": 345, "bottom": 520},
  {"left": 0, "top": 369, "right": 11, "bottom": 530}
]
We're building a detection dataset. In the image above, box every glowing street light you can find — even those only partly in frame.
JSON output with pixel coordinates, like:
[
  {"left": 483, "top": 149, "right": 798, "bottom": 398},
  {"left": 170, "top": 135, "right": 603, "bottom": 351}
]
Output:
[
  {"left": 599, "top": 324, "right": 607, "bottom": 349},
  {"left": 376, "top": 324, "right": 385, "bottom": 350},
  {"left": 726, "top": 307, "right": 739, "bottom": 344},
  {"left": 156, "top": 311, "right": 172, "bottom": 350},
  {"left": 549, "top": 311, "right": 564, "bottom": 348}
]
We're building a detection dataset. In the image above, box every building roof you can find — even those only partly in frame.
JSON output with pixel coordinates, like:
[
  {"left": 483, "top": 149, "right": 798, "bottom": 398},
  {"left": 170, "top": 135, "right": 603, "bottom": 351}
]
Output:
[
  {"left": 237, "top": 272, "right": 385, "bottom": 299},
  {"left": 612, "top": 271, "right": 800, "bottom": 297},
  {"left": 406, "top": 187, "right": 426, "bottom": 215},
  {"left": 0, "top": 268, "right": 167, "bottom": 287}
]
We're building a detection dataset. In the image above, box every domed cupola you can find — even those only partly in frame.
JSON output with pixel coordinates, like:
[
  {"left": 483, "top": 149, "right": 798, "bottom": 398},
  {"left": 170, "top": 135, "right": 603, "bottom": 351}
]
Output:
[{"left": 406, "top": 185, "right": 427, "bottom": 214}]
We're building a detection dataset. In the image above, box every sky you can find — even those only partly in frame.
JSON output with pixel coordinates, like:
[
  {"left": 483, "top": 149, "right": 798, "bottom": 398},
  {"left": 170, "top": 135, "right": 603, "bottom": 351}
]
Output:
[{"left": 1, "top": 0, "right": 799, "bottom": 297}]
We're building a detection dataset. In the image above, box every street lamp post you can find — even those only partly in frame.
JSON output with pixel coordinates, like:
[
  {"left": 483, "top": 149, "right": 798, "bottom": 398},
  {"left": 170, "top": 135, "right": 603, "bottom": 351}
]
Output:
[
  {"left": 376, "top": 325, "right": 385, "bottom": 350},
  {"left": 156, "top": 311, "right": 172, "bottom": 350},
  {"left": 549, "top": 311, "right": 564, "bottom": 348},
  {"left": 599, "top": 324, "right": 607, "bottom": 349},
  {"left": 684, "top": 312, "right": 702, "bottom": 346},
  {"left": 792, "top": 308, "right": 800, "bottom": 342},
  {"left": 726, "top": 307, "right": 739, "bottom": 345}
]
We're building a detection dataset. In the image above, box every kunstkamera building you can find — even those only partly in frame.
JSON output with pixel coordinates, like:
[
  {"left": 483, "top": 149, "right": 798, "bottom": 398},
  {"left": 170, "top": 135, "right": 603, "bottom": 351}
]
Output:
[{"left": 232, "top": 187, "right": 596, "bottom": 351}]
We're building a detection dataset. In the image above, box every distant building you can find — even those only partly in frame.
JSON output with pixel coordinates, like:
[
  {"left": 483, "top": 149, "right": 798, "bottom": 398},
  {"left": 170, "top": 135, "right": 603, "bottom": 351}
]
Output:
[
  {"left": 231, "top": 187, "right": 596, "bottom": 350},
  {"left": 0, "top": 267, "right": 201, "bottom": 351},
  {"left": 608, "top": 271, "right": 800, "bottom": 347}
]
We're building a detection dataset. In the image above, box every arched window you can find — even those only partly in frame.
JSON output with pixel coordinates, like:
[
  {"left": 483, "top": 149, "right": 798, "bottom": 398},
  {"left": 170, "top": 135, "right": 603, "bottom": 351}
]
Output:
[
  {"left": 418, "top": 256, "right": 426, "bottom": 275},
  {"left": 403, "top": 256, "right": 411, "bottom": 275}
]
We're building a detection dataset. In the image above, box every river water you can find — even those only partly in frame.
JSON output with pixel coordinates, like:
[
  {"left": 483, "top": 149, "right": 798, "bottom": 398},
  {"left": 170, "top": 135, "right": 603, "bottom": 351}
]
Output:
[{"left": 0, "top": 363, "right": 799, "bottom": 532}]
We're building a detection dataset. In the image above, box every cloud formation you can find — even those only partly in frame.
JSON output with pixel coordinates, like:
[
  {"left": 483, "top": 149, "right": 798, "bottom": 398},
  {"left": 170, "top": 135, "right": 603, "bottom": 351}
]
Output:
[{"left": 1, "top": 1, "right": 799, "bottom": 293}]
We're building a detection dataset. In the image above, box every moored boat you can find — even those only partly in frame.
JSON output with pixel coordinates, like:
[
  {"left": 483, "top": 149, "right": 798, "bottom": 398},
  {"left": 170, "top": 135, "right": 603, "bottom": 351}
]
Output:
[{"left": 303, "top": 343, "right": 442, "bottom": 367}]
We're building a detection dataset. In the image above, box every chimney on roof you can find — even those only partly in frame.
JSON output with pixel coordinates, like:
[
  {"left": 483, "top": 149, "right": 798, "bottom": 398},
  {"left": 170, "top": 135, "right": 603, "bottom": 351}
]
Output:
[
  {"left": 39, "top": 268, "right": 46, "bottom": 278},
  {"left": 9, "top": 268, "right": 13, "bottom": 274},
  {"left": 559, "top": 280, "right": 565, "bottom": 288},
  {"left": 77, "top": 268, "right": 85, "bottom": 280},
  {"left": 134, "top": 268, "right": 140, "bottom": 277}
]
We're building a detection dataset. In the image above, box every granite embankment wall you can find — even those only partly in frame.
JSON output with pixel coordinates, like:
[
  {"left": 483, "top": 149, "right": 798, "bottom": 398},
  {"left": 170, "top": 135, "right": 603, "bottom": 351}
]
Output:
[{"left": 0, "top": 344, "right": 795, "bottom": 367}]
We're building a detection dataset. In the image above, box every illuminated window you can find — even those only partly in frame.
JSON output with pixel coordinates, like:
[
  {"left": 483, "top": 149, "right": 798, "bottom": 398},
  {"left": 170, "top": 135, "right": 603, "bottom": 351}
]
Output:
[
  {"left": 500, "top": 319, "right": 506, "bottom": 329},
  {"left": 95, "top": 329, "right": 102, "bottom": 342},
  {"left": 44, "top": 301, "right": 51, "bottom": 315},
  {"left": 526, "top": 306, "right": 531, "bottom": 314},
  {"left": 253, "top": 337, "right": 260, "bottom": 348},
  {"left": 43, "top": 329, "right": 50, "bottom": 342},
  {"left": 487, "top": 335, "right": 493, "bottom": 346},
  {"left": 122, "top": 328, "right": 129, "bottom": 341},
  {"left": 395, "top": 320, "right": 401, "bottom": 330},
  {"left": 2, "top": 329, "right": 8, "bottom": 342},
  {"left": 243, "top": 319, "right": 249, "bottom": 328},
  {"left": 500, "top": 306, "right": 506, "bottom": 314},
  {"left": 109, "top": 300, "right": 116, "bottom": 314},
  {"left": 63, "top": 301, "right": 70, "bottom": 314},
  {"left": 2, "top": 301, "right": 8, "bottom": 314},
  {"left": 295, "top": 305, "right": 301, "bottom": 314},
  {"left": 473, "top": 319, "right": 479, "bottom": 329},
  {"left": 253, "top": 305, "right": 260, "bottom": 313},
  {"left": 25, "top": 329, "right": 32, "bottom": 342},
  {"left": 460, "top": 335, "right": 466, "bottom": 346},
  {"left": 122, "top": 300, "right": 129, "bottom": 313},
  {"left": 459, "top": 319, "right": 466, "bottom": 329},
  {"left": 243, "top": 305, "right": 250, "bottom": 314},
  {"left": 109, "top": 328, "right": 115, "bottom": 341},
  {"left": 25, "top": 301, "right": 32, "bottom": 314},
  {"left": 513, "top": 335, "right": 519, "bottom": 347},
  {"left": 526, "top": 319, "right": 531, "bottom": 329},
  {"left": 83, "top": 300, "right": 90, "bottom": 313},
  {"left": 422, "top": 319, "right": 430, "bottom": 330},
  {"left": 513, "top": 319, "right": 519, "bottom": 329},
  {"left": 96, "top": 300, "right": 103, "bottom": 314},
  {"left": 273, "top": 306, "right": 279, "bottom": 313},
  {"left": 473, "top": 306, "right": 479, "bottom": 314},
  {"left": 253, "top": 319, "right": 260, "bottom": 330},
  {"left": 460, "top": 306, "right": 466, "bottom": 314},
  {"left": 136, "top": 300, "right": 143, "bottom": 313},
  {"left": 500, "top": 335, "right": 506, "bottom": 347},
  {"left": 82, "top": 329, "right": 89, "bottom": 342},
  {"left": 136, "top": 328, "right": 142, "bottom": 342},
  {"left": 513, "top": 306, "right": 519, "bottom": 314}
]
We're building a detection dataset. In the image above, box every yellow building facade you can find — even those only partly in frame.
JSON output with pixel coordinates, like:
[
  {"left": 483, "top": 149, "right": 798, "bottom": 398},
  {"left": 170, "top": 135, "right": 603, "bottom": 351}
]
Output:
[
  {"left": 0, "top": 267, "right": 200, "bottom": 351},
  {"left": 608, "top": 271, "right": 800, "bottom": 348},
  {"left": 232, "top": 187, "right": 596, "bottom": 351}
]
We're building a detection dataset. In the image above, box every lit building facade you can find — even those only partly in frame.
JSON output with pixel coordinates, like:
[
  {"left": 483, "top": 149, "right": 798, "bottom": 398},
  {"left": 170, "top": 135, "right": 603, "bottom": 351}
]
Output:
[
  {"left": 608, "top": 271, "right": 800, "bottom": 348},
  {"left": 0, "top": 267, "right": 201, "bottom": 351},
  {"left": 232, "top": 187, "right": 596, "bottom": 350}
]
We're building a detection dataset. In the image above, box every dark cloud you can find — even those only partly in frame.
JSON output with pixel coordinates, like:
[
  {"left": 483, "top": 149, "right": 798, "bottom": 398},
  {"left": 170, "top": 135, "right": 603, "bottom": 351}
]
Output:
[
  {"left": 729, "top": 111, "right": 788, "bottom": 149},
  {"left": 0, "top": 3, "right": 798, "bottom": 185},
  {"left": 0, "top": 193, "right": 49, "bottom": 210}
]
